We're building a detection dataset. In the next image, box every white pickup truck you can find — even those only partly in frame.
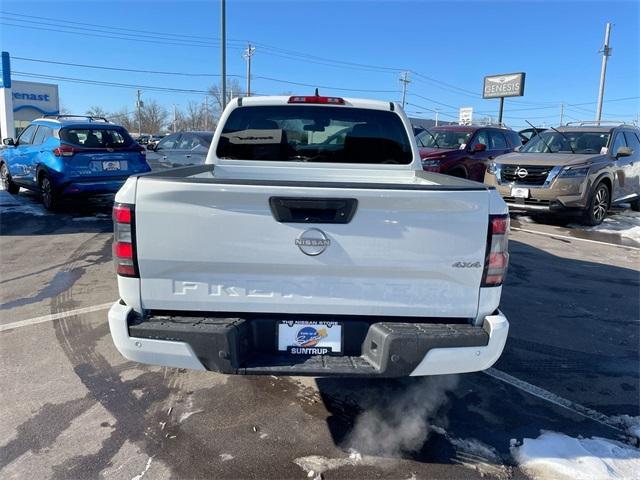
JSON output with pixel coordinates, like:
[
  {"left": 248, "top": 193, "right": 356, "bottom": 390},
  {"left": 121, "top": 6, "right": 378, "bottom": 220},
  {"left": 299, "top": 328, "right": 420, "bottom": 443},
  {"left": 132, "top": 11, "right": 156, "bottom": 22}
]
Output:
[{"left": 108, "top": 95, "right": 510, "bottom": 377}]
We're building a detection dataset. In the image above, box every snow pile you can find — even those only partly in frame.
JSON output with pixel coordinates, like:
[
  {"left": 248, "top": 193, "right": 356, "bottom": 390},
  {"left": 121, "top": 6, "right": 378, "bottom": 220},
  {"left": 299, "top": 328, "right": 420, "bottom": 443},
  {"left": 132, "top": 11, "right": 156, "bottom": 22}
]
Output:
[
  {"left": 611, "top": 415, "right": 640, "bottom": 442},
  {"left": 511, "top": 431, "right": 640, "bottom": 480},
  {"left": 579, "top": 210, "right": 640, "bottom": 243}
]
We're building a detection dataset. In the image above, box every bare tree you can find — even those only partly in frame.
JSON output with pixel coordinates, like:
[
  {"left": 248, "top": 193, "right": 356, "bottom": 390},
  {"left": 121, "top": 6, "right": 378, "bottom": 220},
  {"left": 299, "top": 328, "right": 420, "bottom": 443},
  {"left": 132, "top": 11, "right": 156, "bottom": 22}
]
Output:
[
  {"left": 85, "top": 106, "right": 109, "bottom": 118},
  {"left": 109, "top": 109, "right": 135, "bottom": 131},
  {"left": 208, "top": 78, "right": 245, "bottom": 119},
  {"left": 136, "top": 100, "right": 169, "bottom": 134}
]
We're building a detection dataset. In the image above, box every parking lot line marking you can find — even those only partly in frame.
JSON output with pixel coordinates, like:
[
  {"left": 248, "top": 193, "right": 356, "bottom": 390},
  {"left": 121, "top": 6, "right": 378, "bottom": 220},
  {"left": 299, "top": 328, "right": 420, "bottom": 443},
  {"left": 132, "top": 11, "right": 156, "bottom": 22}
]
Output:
[
  {"left": 484, "top": 367, "right": 625, "bottom": 432},
  {"left": 511, "top": 227, "right": 640, "bottom": 251},
  {"left": 0, "top": 302, "right": 114, "bottom": 332}
]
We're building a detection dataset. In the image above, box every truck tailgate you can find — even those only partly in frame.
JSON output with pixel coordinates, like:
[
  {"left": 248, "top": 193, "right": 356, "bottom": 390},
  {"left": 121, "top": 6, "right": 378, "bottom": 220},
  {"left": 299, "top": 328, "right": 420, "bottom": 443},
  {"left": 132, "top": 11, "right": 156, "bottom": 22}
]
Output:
[{"left": 134, "top": 177, "right": 489, "bottom": 318}]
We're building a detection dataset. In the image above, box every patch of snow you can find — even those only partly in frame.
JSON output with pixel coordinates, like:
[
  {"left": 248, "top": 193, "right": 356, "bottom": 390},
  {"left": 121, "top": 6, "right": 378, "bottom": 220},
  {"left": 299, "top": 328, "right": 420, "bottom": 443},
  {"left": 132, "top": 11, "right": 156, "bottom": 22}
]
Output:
[
  {"left": 511, "top": 431, "right": 640, "bottom": 480},
  {"left": 294, "top": 450, "right": 382, "bottom": 478},
  {"left": 571, "top": 210, "right": 640, "bottom": 243},
  {"left": 432, "top": 425, "right": 509, "bottom": 480},
  {"left": 611, "top": 415, "right": 640, "bottom": 442},
  {"left": 219, "top": 453, "right": 234, "bottom": 462},
  {"left": 178, "top": 410, "right": 203, "bottom": 423},
  {"left": 131, "top": 456, "right": 153, "bottom": 480}
]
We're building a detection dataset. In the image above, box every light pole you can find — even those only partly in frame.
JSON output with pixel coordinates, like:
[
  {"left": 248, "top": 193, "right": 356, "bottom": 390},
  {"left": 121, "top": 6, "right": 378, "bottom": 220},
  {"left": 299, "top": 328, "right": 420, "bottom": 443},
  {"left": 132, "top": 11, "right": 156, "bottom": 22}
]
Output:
[
  {"left": 595, "top": 22, "right": 612, "bottom": 123},
  {"left": 221, "top": 0, "right": 227, "bottom": 110}
]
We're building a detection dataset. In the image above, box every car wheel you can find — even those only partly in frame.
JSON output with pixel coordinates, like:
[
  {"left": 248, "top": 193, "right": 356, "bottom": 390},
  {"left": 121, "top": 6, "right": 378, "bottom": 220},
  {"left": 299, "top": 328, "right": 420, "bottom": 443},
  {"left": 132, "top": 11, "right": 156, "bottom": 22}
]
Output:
[
  {"left": 583, "top": 182, "right": 610, "bottom": 226},
  {"left": 39, "top": 174, "right": 60, "bottom": 210},
  {"left": 1, "top": 163, "right": 20, "bottom": 194},
  {"left": 631, "top": 198, "right": 640, "bottom": 212}
]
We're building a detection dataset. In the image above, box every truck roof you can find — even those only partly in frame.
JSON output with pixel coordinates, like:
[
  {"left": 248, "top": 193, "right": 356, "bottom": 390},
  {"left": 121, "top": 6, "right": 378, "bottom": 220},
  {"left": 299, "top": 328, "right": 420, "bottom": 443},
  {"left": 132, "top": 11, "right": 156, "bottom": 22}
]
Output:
[{"left": 235, "top": 95, "right": 396, "bottom": 111}]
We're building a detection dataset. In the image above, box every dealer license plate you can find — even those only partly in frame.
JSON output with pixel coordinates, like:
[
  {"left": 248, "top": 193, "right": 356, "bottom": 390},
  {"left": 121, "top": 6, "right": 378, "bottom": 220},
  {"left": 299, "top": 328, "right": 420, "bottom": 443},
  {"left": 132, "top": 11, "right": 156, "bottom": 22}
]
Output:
[
  {"left": 511, "top": 187, "right": 529, "bottom": 199},
  {"left": 102, "top": 160, "right": 121, "bottom": 171},
  {"left": 278, "top": 321, "right": 342, "bottom": 355}
]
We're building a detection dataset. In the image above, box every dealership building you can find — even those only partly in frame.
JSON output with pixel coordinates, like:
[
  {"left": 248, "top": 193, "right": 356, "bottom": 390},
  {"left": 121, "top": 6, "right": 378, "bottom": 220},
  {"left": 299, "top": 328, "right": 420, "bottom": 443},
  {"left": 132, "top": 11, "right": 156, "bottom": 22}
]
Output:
[{"left": 1, "top": 51, "right": 60, "bottom": 140}]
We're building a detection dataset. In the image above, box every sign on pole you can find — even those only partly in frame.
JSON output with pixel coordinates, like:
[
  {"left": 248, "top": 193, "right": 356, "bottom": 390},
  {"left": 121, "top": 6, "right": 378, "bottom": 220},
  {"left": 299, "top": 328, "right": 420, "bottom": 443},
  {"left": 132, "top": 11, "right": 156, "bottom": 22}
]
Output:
[
  {"left": 482, "top": 72, "right": 526, "bottom": 99},
  {"left": 483, "top": 72, "right": 526, "bottom": 125},
  {"left": 459, "top": 107, "right": 473, "bottom": 125}
]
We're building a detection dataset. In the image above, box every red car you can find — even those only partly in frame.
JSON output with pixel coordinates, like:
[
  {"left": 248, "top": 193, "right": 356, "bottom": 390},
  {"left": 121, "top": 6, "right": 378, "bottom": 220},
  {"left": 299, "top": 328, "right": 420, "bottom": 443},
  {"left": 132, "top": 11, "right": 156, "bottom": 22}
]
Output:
[{"left": 415, "top": 125, "right": 522, "bottom": 182}]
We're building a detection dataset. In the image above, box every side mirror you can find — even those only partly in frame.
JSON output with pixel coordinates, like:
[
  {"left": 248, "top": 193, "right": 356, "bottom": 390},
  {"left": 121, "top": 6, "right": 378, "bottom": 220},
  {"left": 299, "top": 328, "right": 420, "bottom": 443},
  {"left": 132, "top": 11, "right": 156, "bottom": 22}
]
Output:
[
  {"left": 3, "top": 138, "right": 15, "bottom": 146},
  {"left": 616, "top": 146, "right": 632, "bottom": 158},
  {"left": 146, "top": 143, "right": 156, "bottom": 151},
  {"left": 515, "top": 145, "right": 523, "bottom": 152},
  {"left": 472, "top": 143, "right": 487, "bottom": 153}
]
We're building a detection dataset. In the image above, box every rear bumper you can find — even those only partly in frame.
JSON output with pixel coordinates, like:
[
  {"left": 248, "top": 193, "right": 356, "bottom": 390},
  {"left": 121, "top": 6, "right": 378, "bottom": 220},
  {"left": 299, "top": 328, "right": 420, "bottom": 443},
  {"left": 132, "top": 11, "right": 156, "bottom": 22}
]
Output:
[
  {"left": 61, "top": 178, "right": 128, "bottom": 195},
  {"left": 108, "top": 302, "right": 509, "bottom": 377}
]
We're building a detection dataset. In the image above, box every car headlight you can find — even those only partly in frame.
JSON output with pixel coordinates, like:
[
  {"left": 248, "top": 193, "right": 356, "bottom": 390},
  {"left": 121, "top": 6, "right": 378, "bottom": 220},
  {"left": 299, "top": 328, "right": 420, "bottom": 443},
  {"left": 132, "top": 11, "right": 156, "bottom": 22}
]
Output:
[
  {"left": 487, "top": 161, "right": 497, "bottom": 175},
  {"left": 421, "top": 159, "right": 440, "bottom": 168},
  {"left": 559, "top": 165, "right": 591, "bottom": 177}
]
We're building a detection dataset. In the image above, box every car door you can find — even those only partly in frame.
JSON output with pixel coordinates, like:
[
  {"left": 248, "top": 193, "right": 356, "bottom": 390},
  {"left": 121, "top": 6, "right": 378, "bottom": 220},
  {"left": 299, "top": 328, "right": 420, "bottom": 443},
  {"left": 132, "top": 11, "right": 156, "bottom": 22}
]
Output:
[
  {"left": 8, "top": 124, "right": 38, "bottom": 184},
  {"left": 147, "top": 133, "right": 180, "bottom": 170},
  {"left": 28, "top": 125, "right": 54, "bottom": 185},
  {"left": 172, "top": 134, "right": 198, "bottom": 167},
  {"left": 466, "top": 129, "right": 492, "bottom": 181},
  {"left": 609, "top": 131, "right": 632, "bottom": 201},
  {"left": 183, "top": 134, "right": 210, "bottom": 166},
  {"left": 622, "top": 131, "right": 640, "bottom": 199}
]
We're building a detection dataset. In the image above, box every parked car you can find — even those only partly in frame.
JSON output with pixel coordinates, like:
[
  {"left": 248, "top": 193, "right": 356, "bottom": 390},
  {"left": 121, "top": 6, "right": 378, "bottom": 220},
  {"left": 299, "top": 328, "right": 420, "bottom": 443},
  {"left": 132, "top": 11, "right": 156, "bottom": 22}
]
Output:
[
  {"left": 484, "top": 122, "right": 640, "bottom": 225},
  {"left": 145, "top": 131, "right": 213, "bottom": 170},
  {"left": 518, "top": 127, "right": 547, "bottom": 145},
  {"left": 0, "top": 115, "right": 151, "bottom": 209},
  {"left": 108, "top": 94, "right": 510, "bottom": 378},
  {"left": 416, "top": 125, "right": 521, "bottom": 182}
]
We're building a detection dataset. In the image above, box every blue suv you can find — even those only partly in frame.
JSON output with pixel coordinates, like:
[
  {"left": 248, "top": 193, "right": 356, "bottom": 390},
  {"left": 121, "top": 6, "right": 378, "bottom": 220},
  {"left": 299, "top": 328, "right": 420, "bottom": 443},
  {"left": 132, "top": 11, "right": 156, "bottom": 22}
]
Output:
[{"left": 0, "top": 115, "right": 151, "bottom": 209}]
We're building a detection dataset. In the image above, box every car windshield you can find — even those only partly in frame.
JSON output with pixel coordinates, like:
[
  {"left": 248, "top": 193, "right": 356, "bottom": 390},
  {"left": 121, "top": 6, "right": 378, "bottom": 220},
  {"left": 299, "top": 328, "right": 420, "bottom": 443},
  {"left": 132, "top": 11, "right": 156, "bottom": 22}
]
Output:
[
  {"left": 60, "top": 127, "right": 134, "bottom": 149},
  {"left": 522, "top": 130, "right": 610, "bottom": 154},
  {"left": 217, "top": 105, "right": 412, "bottom": 164},
  {"left": 417, "top": 129, "right": 472, "bottom": 149}
]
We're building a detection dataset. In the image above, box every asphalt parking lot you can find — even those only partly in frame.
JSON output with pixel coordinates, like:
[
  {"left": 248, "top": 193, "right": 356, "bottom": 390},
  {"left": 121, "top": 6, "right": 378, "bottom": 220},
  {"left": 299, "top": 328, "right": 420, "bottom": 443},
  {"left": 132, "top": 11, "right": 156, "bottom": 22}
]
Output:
[{"left": 1, "top": 189, "right": 638, "bottom": 480}]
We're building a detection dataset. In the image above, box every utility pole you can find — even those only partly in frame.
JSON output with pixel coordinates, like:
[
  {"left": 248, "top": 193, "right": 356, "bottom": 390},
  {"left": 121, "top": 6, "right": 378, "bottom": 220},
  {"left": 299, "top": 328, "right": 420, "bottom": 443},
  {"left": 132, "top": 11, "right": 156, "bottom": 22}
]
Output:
[
  {"left": 243, "top": 43, "right": 255, "bottom": 96},
  {"left": 399, "top": 71, "right": 410, "bottom": 108},
  {"left": 136, "top": 89, "right": 142, "bottom": 137},
  {"left": 559, "top": 103, "right": 564, "bottom": 125},
  {"left": 595, "top": 22, "right": 612, "bottom": 123},
  {"left": 434, "top": 108, "right": 440, "bottom": 127},
  {"left": 221, "top": 0, "right": 227, "bottom": 111},
  {"left": 173, "top": 104, "right": 177, "bottom": 133}
]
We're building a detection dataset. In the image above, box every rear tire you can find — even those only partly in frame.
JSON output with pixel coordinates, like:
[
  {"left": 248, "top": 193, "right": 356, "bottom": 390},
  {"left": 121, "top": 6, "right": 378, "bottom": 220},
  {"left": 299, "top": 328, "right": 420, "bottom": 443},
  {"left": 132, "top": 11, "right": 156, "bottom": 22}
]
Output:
[
  {"left": 582, "top": 182, "right": 610, "bottom": 226},
  {"left": 39, "top": 174, "right": 60, "bottom": 211},
  {"left": 1, "top": 163, "right": 19, "bottom": 194}
]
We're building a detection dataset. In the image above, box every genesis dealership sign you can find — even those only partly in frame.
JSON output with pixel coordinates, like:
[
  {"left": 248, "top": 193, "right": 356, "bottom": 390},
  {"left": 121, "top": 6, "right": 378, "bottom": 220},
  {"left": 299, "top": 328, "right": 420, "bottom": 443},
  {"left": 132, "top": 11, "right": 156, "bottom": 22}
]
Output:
[{"left": 483, "top": 72, "right": 526, "bottom": 99}]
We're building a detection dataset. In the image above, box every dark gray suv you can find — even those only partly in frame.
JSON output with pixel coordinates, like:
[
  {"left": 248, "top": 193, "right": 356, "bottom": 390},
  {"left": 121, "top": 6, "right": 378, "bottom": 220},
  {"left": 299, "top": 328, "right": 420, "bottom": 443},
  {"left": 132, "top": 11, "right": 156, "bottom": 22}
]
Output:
[{"left": 484, "top": 122, "right": 640, "bottom": 225}]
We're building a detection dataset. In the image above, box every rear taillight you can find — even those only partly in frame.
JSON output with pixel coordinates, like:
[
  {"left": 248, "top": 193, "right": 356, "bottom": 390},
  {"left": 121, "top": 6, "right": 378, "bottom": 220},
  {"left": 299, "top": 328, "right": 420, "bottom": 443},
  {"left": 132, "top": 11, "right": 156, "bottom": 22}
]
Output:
[
  {"left": 288, "top": 96, "right": 345, "bottom": 105},
  {"left": 482, "top": 214, "right": 509, "bottom": 287},
  {"left": 113, "top": 203, "right": 138, "bottom": 277},
  {"left": 53, "top": 145, "right": 76, "bottom": 157}
]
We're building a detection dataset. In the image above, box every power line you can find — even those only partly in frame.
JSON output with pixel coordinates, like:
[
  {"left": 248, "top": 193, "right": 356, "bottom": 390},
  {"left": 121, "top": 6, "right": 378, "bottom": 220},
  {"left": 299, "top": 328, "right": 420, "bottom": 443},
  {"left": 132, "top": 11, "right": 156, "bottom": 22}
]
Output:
[
  {"left": 11, "top": 71, "right": 212, "bottom": 94},
  {"left": 12, "top": 56, "right": 241, "bottom": 78},
  {"left": 0, "top": 10, "right": 224, "bottom": 42},
  {"left": 0, "top": 21, "right": 245, "bottom": 50}
]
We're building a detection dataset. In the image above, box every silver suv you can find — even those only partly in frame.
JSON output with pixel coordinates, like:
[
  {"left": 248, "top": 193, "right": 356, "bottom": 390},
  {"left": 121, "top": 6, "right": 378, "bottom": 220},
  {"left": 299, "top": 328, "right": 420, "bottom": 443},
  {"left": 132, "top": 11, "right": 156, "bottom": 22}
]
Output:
[{"left": 484, "top": 122, "right": 640, "bottom": 225}]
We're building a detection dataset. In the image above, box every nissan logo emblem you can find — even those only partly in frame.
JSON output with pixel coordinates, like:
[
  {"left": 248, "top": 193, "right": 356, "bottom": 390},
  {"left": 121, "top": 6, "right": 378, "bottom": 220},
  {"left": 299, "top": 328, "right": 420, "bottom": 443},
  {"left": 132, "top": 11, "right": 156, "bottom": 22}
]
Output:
[
  {"left": 295, "top": 228, "right": 330, "bottom": 256},
  {"left": 515, "top": 167, "right": 528, "bottom": 178}
]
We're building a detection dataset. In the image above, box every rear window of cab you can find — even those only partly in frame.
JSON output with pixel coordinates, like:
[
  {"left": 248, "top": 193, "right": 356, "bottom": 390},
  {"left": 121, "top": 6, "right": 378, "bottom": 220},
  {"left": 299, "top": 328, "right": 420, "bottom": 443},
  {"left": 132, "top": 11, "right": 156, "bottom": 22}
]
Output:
[
  {"left": 217, "top": 105, "right": 413, "bottom": 164},
  {"left": 60, "top": 127, "right": 134, "bottom": 149}
]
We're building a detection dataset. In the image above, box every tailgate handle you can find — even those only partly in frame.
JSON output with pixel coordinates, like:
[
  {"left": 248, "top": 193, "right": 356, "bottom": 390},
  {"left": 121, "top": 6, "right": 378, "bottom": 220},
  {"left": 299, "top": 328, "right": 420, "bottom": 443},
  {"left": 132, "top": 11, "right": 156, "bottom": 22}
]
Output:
[{"left": 269, "top": 197, "right": 358, "bottom": 224}]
